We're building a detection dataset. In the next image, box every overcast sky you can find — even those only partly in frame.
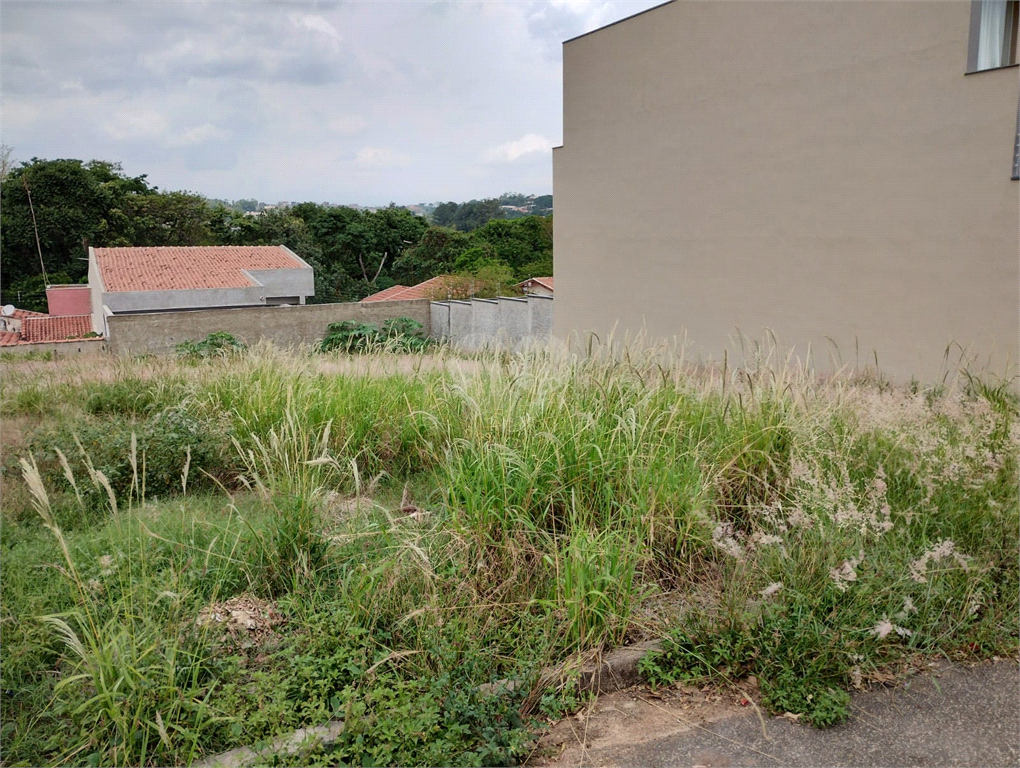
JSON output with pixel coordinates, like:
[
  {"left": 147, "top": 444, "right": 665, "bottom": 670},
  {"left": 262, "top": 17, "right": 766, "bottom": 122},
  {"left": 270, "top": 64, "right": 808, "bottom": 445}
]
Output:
[{"left": 2, "top": 0, "right": 662, "bottom": 205}]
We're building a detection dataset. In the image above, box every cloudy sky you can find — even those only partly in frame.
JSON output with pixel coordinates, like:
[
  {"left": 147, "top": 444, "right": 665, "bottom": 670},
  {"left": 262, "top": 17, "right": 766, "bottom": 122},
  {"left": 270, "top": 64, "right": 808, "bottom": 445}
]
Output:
[{"left": 2, "top": 0, "right": 662, "bottom": 205}]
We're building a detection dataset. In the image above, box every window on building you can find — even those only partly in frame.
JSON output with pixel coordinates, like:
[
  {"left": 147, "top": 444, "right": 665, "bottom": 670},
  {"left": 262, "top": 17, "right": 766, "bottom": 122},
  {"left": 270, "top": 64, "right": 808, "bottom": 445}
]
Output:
[{"left": 968, "top": 0, "right": 1019, "bottom": 72}]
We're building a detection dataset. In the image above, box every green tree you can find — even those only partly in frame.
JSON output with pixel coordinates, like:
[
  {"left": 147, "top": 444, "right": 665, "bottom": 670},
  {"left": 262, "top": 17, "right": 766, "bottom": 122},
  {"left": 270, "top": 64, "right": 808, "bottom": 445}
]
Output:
[
  {"left": 390, "top": 226, "right": 472, "bottom": 285},
  {"left": 128, "top": 191, "right": 213, "bottom": 246},
  {"left": 0, "top": 158, "right": 147, "bottom": 294},
  {"left": 470, "top": 260, "right": 518, "bottom": 298},
  {"left": 431, "top": 202, "right": 459, "bottom": 228}
]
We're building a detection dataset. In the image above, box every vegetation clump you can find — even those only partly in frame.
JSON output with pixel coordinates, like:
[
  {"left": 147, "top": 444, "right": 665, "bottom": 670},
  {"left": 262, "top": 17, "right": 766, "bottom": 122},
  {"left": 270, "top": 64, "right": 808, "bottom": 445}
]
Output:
[
  {"left": 0, "top": 342, "right": 1015, "bottom": 765},
  {"left": 176, "top": 332, "right": 248, "bottom": 359},
  {"left": 317, "top": 317, "right": 429, "bottom": 354}
]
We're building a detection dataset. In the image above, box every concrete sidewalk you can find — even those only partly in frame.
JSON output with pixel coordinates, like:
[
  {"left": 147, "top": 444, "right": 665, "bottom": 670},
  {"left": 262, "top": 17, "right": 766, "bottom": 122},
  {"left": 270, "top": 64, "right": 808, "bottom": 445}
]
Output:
[{"left": 538, "top": 660, "right": 1019, "bottom": 767}]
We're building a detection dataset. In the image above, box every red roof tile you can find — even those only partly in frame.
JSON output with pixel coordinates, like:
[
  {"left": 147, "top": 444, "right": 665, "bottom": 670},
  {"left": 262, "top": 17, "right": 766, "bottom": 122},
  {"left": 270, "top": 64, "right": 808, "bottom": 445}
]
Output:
[
  {"left": 0, "top": 330, "right": 22, "bottom": 346},
  {"left": 517, "top": 276, "right": 553, "bottom": 291},
  {"left": 362, "top": 275, "right": 473, "bottom": 302},
  {"left": 393, "top": 276, "right": 461, "bottom": 300},
  {"left": 360, "top": 285, "right": 409, "bottom": 303},
  {"left": 11, "top": 308, "right": 47, "bottom": 320},
  {"left": 93, "top": 246, "right": 306, "bottom": 292},
  {"left": 21, "top": 315, "right": 95, "bottom": 343}
]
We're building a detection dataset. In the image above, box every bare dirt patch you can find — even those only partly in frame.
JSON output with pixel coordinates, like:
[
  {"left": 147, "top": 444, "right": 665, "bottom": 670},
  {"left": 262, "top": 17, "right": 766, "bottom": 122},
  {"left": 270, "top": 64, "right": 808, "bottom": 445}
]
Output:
[
  {"left": 531, "top": 679, "right": 762, "bottom": 768},
  {"left": 197, "top": 594, "right": 285, "bottom": 648}
]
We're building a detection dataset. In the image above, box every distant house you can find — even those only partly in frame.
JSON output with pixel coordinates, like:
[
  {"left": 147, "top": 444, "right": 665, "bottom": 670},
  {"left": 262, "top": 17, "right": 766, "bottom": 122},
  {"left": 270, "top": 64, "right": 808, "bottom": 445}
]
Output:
[
  {"left": 0, "top": 313, "right": 98, "bottom": 348},
  {"left": 0, "top": 287, "right": 102, "bottom": 348},
  {"left": 361, "top": 275, "right": 472, "bottom": 303},
  {"left": 88, "top": 245, "right": 314, "bottom": 336},
  {"left": 517, "top": 277, "right": 553, "bottom": 297},
  {"left": 0, "top": 307, "right": 47, "bottom": 334}
]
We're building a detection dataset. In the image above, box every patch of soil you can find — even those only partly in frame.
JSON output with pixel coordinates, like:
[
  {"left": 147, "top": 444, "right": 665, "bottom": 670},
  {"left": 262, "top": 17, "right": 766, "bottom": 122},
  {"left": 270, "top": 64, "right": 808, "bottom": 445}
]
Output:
[
  {"left": 530, "top": 679, "right": 761, "bottom": 768},
  {"left": 197, "top": 594, "right": 285, "bottom": 649}
]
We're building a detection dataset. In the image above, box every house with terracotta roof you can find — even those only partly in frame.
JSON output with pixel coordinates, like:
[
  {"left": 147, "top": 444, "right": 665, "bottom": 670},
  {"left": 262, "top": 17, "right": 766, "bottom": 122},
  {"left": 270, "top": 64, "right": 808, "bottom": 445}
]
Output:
[
  {"left": 0, "top": 306, "right": 47, "bottom": 334},
  {"left": 361, "top": 275, "right": 476, "bottom": 303},
  {"left": 0, "top": 313, "right": 99, "bottom": 349},
  {"left": 516, "top": 277, "right": 553, "bottom": 297},
  {"left": 88, "top": 245, "right": 314, "bottom": 336}
]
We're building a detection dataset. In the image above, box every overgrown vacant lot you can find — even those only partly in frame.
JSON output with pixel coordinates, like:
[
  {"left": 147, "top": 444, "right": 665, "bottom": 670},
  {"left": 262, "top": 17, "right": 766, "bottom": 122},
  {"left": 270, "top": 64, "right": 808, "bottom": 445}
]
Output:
[{"left": 1, "top": 344, "right": 1017, "bottom": 767}]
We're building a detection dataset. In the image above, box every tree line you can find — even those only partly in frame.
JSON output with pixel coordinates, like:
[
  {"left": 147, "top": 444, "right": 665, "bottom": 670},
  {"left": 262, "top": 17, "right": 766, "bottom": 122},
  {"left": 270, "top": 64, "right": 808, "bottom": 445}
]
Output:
[{"left": 0, "top": 157, "right": 553, "bottom": 311}]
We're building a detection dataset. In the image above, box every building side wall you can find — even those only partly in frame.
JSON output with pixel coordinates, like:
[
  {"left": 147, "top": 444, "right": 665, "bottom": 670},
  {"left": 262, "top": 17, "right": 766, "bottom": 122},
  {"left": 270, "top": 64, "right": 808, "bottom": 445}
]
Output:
[
  {"left": 45, "top": 285, "right": 92, "bottom": 317},
  {"left": 244, "top": 268, "right": 315, "bottom": 300},
  {"left": 88, "top": 251, "right": 106, "bottom": 336},
  {"left": 106, "top": 299, "right": 431, "bottom": 355},
  {"left": 554, "top": 0, "right": 1020, "bottom": 383},
  {"left": 104, "top": 286, "right": 269, "bottom": 313}
]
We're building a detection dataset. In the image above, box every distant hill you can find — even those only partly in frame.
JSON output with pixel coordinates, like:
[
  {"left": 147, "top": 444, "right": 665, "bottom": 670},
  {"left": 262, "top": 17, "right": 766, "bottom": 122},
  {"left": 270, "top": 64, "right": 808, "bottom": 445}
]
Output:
[{"left": 203, "top": 193, "right": 551, "bottom": 227}]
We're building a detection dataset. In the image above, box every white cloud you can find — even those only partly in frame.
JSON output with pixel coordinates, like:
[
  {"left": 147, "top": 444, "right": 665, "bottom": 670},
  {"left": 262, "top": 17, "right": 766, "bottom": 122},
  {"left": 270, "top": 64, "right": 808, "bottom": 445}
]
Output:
[
  {"left": 355, "top": 146, "right": 410, "bottom": 168},
  {"left": 485, "top": 133, "right": 553, "bottom": 163},
  {"left": 329, "top": 115, "right": 367, "bottom": 135},
  {"left": 102, "top": 109, "right": 168, "bottom": 140},
  {"left": 289, "top": 13, "right": 342, "bottom": 48},
  {"left": 169, "top": 124, "right": 233, "bottom": 146},
  {"left": 550, "top": 0, "right": 615, "bottom": 28},
  {"left": 2, "top": 0, "right": 663, "bottom": 202}
]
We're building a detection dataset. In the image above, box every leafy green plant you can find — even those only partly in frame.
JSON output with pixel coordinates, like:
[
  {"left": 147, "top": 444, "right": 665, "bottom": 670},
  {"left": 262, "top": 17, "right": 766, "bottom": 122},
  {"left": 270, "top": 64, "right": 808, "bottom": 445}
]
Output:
[
  {"left": 317, "top": 317, "right": 429, "bottom": 354},
  {"left": 27, "top": 406, "right": 231, "bottom": 511},
  {"left": 176, "top": 332, "right": 247, "bottom": 359}
]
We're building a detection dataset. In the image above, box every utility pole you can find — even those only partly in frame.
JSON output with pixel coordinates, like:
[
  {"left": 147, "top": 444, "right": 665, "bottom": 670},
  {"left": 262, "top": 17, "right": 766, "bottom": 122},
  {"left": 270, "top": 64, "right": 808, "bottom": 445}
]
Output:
[{"left": 22, "top": 175, "right": 49, "bottom": 286}]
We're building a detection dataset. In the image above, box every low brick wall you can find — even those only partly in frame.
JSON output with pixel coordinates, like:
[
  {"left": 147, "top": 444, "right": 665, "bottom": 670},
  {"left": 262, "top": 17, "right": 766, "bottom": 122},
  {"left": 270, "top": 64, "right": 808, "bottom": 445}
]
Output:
[{"left": 106, "top": 299, "right": 431, "bottom": 356}]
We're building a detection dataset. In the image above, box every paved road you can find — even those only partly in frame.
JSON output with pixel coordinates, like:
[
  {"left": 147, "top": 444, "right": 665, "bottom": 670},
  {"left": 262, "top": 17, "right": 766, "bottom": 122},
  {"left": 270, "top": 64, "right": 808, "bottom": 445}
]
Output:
[{"left": 542, "top": 660, "right": 1019, "bottom": 767}]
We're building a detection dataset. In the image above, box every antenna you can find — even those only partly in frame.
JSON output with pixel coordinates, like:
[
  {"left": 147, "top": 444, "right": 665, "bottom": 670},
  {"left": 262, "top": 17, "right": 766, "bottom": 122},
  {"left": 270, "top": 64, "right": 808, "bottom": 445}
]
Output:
[{"left": 2, "top": 305, "right": 15, "bottom": 317}]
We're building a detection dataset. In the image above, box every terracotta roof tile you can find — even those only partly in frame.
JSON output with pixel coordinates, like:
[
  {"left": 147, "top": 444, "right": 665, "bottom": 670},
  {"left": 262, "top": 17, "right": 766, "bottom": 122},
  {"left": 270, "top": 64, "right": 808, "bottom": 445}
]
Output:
[
  {"left": 93, "top": 246, "right": 306, "bottom": 292},
  {"left": 360, "top": 285, "right": 409, "bottom": 303},
  {"left": 12, "top": 308, "right": 48, "bottom": 320},
  {"left": 392, "top": 276, "right": 461, "bottom": 300},
  {"left": 0, "top": 330, "right": 22, "bottom": 346},
  {"left": 21, "top": 315, "right": 95, "bottom": 343},
  {"left": 518, "top": 276, "right": 553, "bottom": 291},
  {"left": 368, "top": 275, "right": 469, "bottom": 302}
]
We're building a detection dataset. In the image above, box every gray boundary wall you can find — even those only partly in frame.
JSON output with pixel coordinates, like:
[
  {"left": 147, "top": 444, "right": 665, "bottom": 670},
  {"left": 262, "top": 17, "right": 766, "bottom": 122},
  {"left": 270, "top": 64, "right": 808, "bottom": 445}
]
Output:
[
  {"left": 432, "top": 295, "right": 553, "bottom": 350},
  {"left": 2, "top": 339, "right": 107, "bottom": 357},
  {"left": 430, "top": 302, "right": 450, "bottom": 342},
  {"left": 528, "top": 295, "right": 554, "bottom": 339},
  {"left": 447, "top": 301, "right": 474, "bottom": 347},
  {"left": 470, "top": 299, "right": 499, "bottom": 351},
  {"left": 498, "top": 297, "right": 530, "bottom": 347},
  {"left": 106, "top": 299, "right": 431, "bottom": 355}
]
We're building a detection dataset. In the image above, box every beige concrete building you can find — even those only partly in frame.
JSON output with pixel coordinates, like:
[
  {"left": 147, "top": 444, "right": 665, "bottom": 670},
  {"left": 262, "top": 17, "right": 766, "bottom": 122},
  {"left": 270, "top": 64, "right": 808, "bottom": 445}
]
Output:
[{"left": 553, "top": 0, "right": 1020, "bottom": 383}]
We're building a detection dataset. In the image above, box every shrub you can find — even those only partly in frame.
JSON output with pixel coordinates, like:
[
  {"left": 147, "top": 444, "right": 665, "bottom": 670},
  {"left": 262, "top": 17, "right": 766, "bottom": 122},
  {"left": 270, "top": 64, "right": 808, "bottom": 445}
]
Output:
[
  {"left": 317, "top": 317, "right": 429, "bottom": 354},
  {"left": 27, "top": 407, "right": 232, "bottom": 511},
  {"left": 176, "top": 332, "right": 247, "bottom": 359}
]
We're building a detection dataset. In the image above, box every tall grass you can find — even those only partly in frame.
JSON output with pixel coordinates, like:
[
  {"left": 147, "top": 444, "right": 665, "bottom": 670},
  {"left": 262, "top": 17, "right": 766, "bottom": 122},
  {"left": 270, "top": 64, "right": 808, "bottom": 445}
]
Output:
[{"left": 1, "top": 340, "right": 1016, "bottom": 764}]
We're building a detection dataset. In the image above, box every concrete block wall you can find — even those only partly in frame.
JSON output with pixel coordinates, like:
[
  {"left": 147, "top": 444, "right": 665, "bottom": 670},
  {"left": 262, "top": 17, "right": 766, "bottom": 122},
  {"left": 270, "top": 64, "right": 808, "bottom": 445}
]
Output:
[
  {"left": 498, "top": 297, "right": 530, "bottom": 347},
  {"left": 529, "top": 295, "right": 554, "bottom": 339},
  {"left": 470, "top": 299, "right": 499, "bottom": 351},
  {"left": 106, "top": 299, "right": 431, "bottom": 355},
  {"left": 1, "top": 339, "right": 107, "bottom": 357},
  {"left": 447, "top": 301, "right": 474, "bottom": 349},
  {"left": 430, "top": 302, "right": 450, "bottom": 342},
  {"left": 432, "top": 295, "right": 553, "bottom": 351}
]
